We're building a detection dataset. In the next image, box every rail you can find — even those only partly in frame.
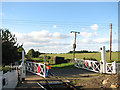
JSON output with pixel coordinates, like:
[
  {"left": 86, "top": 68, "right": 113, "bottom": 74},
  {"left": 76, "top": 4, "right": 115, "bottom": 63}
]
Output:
[{"left": 37, "top": 76, "right": 78, "bottom": 90}]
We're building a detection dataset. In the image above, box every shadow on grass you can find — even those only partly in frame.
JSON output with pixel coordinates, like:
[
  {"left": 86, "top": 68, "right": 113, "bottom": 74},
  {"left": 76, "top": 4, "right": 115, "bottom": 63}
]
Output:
[{"left": 51, "top": 64, "right": 75, "bottom": 69}]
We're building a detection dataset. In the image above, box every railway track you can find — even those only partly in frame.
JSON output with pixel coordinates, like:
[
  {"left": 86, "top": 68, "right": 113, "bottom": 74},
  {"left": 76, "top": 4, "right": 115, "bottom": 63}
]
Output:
[{"left": 37, "top": 76, "right": 78, "bottom": 90}]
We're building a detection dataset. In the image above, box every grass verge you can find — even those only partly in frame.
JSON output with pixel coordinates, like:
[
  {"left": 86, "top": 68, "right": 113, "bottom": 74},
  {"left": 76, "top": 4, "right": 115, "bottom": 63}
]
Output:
[{"left": 51, "top": 63, "right": 74, "bottom": 69}]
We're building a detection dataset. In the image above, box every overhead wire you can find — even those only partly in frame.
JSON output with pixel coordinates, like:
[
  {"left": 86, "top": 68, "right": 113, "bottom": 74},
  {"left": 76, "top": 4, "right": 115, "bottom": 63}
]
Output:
[{"left": 1, "top": 19, "right": 118, "bottom": 26}]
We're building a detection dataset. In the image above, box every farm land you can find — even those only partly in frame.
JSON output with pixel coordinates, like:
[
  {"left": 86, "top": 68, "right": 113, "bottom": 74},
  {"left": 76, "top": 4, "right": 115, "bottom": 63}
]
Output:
[{"left": 33, "top": 52, "right": 119, "bottom": 63}]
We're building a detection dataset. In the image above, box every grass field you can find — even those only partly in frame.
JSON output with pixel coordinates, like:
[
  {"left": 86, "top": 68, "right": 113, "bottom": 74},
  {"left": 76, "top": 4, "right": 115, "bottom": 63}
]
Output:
[{"left": 39, "top": 52, "right": 119, "bottom": 63}]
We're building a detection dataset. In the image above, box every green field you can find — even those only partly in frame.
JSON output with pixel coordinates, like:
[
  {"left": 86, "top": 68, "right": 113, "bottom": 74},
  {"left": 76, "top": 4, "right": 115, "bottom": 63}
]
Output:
[{"left": 39, "top": 52, "right": 119, "bottom": 63}]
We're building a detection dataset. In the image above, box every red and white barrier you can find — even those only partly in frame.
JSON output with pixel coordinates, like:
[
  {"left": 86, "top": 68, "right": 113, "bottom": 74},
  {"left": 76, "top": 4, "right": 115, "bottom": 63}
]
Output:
[
  {"left": 75, "top": 46, "right": 117, "bottom": 74},
  {"left": 25, "top": 61, "right": 46, "bottom": 78}
]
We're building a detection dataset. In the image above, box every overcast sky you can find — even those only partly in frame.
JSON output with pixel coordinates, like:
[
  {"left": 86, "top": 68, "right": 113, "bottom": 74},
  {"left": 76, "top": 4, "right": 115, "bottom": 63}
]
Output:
[{"left": 1, "top": 2, "right": 118, "bottom": 53}]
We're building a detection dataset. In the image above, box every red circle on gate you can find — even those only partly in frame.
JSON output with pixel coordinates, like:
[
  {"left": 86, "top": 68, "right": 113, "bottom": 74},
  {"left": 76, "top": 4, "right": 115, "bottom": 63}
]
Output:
[
  {"left": 37, "top": 66, "right": 41, "bottom": 73},
  {"left": 85, "top": 61, "right": 88, "bottom": 67}
]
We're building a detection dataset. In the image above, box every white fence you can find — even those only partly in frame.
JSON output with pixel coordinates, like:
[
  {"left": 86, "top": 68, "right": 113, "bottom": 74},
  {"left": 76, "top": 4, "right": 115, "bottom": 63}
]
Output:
[
  {"left": 0, "top": 51, "right": 26, "bottom": 89},
  {"left": 0, "top": 64, "right": 26, "bottom": 89},
  {"left": 74, "top": 46, "right": 117, "bottom": 74},
  {"left": 75, "top": 59, "right": 101, "bottom": 73},
  {"left": 25, "top": 61, "right": 46, "bottom": 78},
  {"left": 75, "top": 59, "right": 117, "bottom": 74},
  {"left": 106, "top": 62, "right": 116, "bottom": 74},
  {"left": 2, "top": 70, "right": 18, "bottom": 89}
]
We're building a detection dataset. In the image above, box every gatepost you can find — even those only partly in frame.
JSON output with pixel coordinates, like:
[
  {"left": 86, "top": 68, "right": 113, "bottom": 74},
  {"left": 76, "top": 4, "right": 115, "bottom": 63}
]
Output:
[
  {"left": 112, "top": 61, "right": 116, "bottom": 74},
  {"left": 117, "top": 63, "right": 120, "bottom": 75},
  {"left": 100, "top": 46, "right": 106, "bottom": 73},
  {"left": 0, "top": 71, "right": 3, "bottom": 90},
  {"left": 21, "top": 51, "right": 26, "bottom": 81}
]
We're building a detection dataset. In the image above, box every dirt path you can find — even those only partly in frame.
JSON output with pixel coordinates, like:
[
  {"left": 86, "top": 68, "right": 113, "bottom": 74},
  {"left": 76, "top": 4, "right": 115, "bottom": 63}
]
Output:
[
  {"left": 16, "top": 68, "right": 98, "bottom": 89},
  {"left": 52, "top": 68, "right": 120, "bottom": 89},
  {"left": 16, "top": 68, "right": 120, "bottom": 89},
  {"left": 16, "top": 72, "right": 43, "bottom": 89},
  {"left": 74, "top": 74, "right": 120, "bottom": 89},
  {"left": 51, "top": 68, "right": 97, "bottom": 78}
]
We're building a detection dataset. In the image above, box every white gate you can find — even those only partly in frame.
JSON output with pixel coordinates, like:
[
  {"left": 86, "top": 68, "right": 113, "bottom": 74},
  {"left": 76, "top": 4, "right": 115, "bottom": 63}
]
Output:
[
  {"left": 75, "top": 59, "right": 101, "bottom": 73},
  {"left": 106, "top": 61, "right": 116, "bottom": 74},
  {"left": 74, "top": 46, "right": 117, "bottom": 74},
  {"left": 75, "top": 59, "right": 116, "bottom": 74},
  {"left": 25, "top": 61, "right": 46, "bottom": 78}
]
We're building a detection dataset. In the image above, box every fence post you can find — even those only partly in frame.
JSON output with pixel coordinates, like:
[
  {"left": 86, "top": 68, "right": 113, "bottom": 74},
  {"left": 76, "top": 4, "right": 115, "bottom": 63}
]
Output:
[
  {"left": 0, "top": 71, "right": 3, "bottom": 90},
  {"left": 101, "top": 46, "right": 106, "bottom": 73},
  {"left": 74, "top": 58, "right": 77, "bottom": 67},
  {"left": 21, "top": 51, "right": 26, "bottom": 81},
  {"left": 44, "top": 63, "right": 46, "bottom": 78},
  {"left": 100, "top": 60, "right": 103, "bottom": 73}
]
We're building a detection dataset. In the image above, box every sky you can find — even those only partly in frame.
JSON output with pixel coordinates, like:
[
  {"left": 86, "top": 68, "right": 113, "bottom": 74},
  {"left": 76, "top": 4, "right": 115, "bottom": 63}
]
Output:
[{"left": 1, "top": 2, "right": 118, "bottom": 53}]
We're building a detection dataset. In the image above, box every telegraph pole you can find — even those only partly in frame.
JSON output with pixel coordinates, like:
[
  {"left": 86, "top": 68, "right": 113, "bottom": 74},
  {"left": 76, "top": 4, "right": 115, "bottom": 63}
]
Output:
[
  {"left": 70, "top": 31, "right": 80, "bottom": 61},
  {"left": 110, "top": 23, "right": 112, "bottom": 62}
]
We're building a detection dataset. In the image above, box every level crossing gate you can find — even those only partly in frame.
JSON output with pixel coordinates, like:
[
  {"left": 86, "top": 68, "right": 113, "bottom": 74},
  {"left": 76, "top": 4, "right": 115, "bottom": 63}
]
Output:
[
  {"left": 74, "top": 46, "right": 117, "bottom": 74},
  {"left": 25, "top": 61, "right": 46, "bottom": 78},
  {"left": 75, "top": 59, "right": 116, "bottom": 74},
  {"left": 75, "top": 59, "right": 101, "bottom": 73}
]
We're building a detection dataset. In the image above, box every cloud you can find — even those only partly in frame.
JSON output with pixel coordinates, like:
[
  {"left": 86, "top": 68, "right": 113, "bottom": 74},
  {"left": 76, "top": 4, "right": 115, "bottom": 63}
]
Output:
[
  {"left": 81, "top": 39, "right": 90, "bottom": 43},
  {"left": 14, "top": 30, "right": 69, "bottom": 43},
  {"left": 93, "top": 38, "right": 109, "bottom": 44},
  {"left": 90, "top": 24, "right": 99, "bottom": 30},
  {"left": 80, "top": 32, "right": 93, "bottom": 38},
  {"left": 13, "top": 30, "right": 71, "bottom": 53},
  {"left": 53, "top": 25, "right": 56, "bottom": 29},
  {"left": 94, "top": 32, "right": 98, "bottom": 36},
  {"left": 78, "top": 37, "right": 110, "bottom": 45},
  {"left": 53, "top": 32, "right": 69, "bottom": 39}
]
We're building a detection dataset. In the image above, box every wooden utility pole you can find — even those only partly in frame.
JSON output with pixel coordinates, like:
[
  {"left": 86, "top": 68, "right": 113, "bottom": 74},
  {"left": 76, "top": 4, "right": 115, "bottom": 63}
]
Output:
[
  {"left": 70, "top": 31, "right": 80, "bottom": 61},
  {"left": 110, "top": 23, "right": 112, "bottom": 62}
]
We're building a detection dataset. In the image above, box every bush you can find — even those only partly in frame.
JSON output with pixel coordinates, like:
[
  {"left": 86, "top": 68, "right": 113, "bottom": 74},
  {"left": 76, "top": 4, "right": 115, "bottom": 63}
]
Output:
[{"left": 2, "top": 67, "right": 11, "bottom": 74}]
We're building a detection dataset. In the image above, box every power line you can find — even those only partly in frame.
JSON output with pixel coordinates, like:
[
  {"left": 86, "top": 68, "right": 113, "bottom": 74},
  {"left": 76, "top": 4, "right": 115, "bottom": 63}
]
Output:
[{"left": 1, "top": 19, "right": 117, "bottom": 25}]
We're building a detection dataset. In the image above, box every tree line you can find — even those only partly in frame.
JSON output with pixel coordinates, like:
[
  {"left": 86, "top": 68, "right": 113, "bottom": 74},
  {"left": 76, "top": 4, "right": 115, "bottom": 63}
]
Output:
[
  {"left": 68, "top": 50, "right": 98, "bottom": 53},
  {"left": 1, "top": 29, "right": 25, "bottom": 65}
]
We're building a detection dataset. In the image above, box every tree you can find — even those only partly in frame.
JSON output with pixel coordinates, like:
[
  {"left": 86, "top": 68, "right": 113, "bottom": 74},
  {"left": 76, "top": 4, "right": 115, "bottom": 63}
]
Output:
[
  {"left": 27, "top": 49, "right": 35, "bottom": 58},
  {"left": 34, "top": 51, "right": 40, "bottom": 58},
  {"left": 2, "top": 29, "right": 24, "bottom": 65},
  {"left": 27, "top": 49, "right": 40, "bottom": 58},
  {"left": 17, "top": 44, "right": 25, "bottom": 60}
]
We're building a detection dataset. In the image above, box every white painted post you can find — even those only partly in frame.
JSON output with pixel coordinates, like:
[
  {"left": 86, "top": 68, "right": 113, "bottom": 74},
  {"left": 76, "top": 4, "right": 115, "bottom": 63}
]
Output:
[
  {"left": 100, "top": 60, "right": 103, "bottom": 73},
  {"left": 22, "top": 51, "right": 24, "bottom": 63},
  {"left": 101, "top": 46, "right": 106, "bottom": 73},
  {"left": 44, "top": 63, "right": 46, "bottom": 78},
  {"left": 112, "top": 61, "right": 116, "bottom": 74},
  {"left": 117, "top": 63, "right": 120, "bottom": 75},
  {"left": 0, "top": 71, "right": 3, "bottom": 90},
  {"left": 74, "top": 58, "right": 77, "bottom": 67},
  {"left": 21, "top": 51, "right": 26, "bottom": 81}
]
